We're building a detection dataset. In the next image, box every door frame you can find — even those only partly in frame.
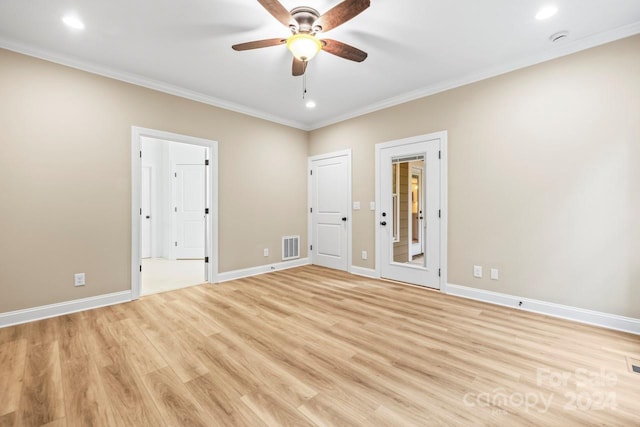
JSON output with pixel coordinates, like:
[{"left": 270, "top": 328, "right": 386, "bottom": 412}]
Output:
[
  {"left": 141, "top": 165, "right": 153, "bottom": 259},
  {"left": 410, "top": 165, "right": 424, "bottom": 257},
  {"left": 307, "top": 149, "right": 353, "bottom": 272},
  {"left": 375, "top": 131, "right": 448, "bottom": 291},
  {"left": 131, "top": 126, "right": 218, "bottom": 299}
]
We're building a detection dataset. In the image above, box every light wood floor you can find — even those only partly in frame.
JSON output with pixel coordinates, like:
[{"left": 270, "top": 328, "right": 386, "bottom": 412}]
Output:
[{"left": 1, "top": 265, "right": 639, "bottom": 426}]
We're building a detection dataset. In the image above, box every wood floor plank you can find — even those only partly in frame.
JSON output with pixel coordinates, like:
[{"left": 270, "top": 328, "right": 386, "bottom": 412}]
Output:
[
  {"left": 138, "top": 324, "right": 209, "bottom": 383},
  {"left": 0, "top": 338, "right": 27, "bottom": 416},
  {"left": 0, "top": 265, "right": 638, "bottom": 426},
  {"left": 60, "top": 357, "right": 119, "bottom": 427},
  {"left": 141, "top": 367, "right": 209, "bottom": 427},
  {"left": 107, "top": 318, "right": 168, "bottom": 376},
  {"left": 16, "top": 341, "right": 65, "bottom": 427},
  {"left": 99, "top": 356, "right": 165, "bottom": 426},
  {"left": 240, "top": 390, "right": 315, "bottom": 427},
  {"left": 0, "top": 412, "right": 16, "bottom": 427}
]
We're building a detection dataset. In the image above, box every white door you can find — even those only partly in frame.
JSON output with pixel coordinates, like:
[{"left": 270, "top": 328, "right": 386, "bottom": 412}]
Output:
[
  {"left": 175, "top": 164, "right": 205, "bottom": 259},
  {"left": 310, "top": 153, "right": 350, "bottom": 271},
  {"left": 379, "top": 138, "right": 441, "bottom": 288},
  {"left": 141, "top": 166, "right": 152, "bottom": 259}
]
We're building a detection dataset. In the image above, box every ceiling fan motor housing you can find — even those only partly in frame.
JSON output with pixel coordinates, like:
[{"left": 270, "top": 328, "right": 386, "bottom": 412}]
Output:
[{"left": 290, "top": 7, "right": 321, "bottom": 34}]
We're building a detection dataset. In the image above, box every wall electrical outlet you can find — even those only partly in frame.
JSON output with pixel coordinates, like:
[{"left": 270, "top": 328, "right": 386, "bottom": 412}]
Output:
[
  {"left": 74, "top": 273, "right": 85, "bottom": 287},
  {"left": 361, "top": 250, "right": 368, "bottom": 260},
  {"left": 263, "top": 248, "right": 269, "bottom": 257},
  {"left": 473, "top": 265, "right": 483, "bottom": 278},
  {"left": 490, "top": 268, "right": 499, "bottom": 280}
]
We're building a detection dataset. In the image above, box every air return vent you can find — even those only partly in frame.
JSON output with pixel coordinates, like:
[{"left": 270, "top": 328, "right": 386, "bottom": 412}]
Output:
[{"left": 282, "top": 236, "right": 300, "bottom": 261}]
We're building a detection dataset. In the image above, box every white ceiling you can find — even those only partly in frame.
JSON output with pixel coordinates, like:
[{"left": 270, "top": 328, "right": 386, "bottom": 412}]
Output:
[{"left": 1, "top": 0, "right": 639, "bottom": 130}]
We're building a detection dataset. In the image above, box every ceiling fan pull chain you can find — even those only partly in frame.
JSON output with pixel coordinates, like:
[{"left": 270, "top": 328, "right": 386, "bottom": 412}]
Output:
[{"left": 303, "top": 70, "right": 307, "bottom": 100}]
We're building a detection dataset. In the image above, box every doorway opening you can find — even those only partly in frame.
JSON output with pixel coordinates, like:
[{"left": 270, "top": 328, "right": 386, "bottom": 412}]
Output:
[{"left": 131, "top": 127, "right": 218, "bottom": 299}]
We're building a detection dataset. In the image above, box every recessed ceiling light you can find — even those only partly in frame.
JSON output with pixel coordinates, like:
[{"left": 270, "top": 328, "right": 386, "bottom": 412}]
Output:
[
  {"left": 536, "top": 6, "right": 558, "bottom": 20},
  {"left": 305, "top": 100, "right": 316, "bottom": 109},
  {"left": 62, "top": 15, "right": 85, "bottom": 30}
]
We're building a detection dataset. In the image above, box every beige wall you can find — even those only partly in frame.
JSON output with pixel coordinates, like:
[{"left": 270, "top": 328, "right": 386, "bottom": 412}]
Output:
[
  {"left": 309, "top": 35, "right": 640, "bottom": 318},
  {"left": 0, "top": 49, "right": 308, "bottom": 313},
  {"left": 2, "top": 35, "right": 639, "bottom": 319}
]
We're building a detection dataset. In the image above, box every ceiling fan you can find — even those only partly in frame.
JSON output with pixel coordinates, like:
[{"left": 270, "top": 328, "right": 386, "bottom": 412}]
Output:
[{"left": 232, "top": 0, "right": 370, "bottom": 76}]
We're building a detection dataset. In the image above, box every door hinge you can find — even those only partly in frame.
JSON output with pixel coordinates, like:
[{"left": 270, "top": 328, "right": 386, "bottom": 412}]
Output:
[
  {"left": 438, "top": 150, "right": 441, "bottom": 159},
  {"left": 139, "top": 265, "right": 142, "bottom": 272},
  {"left": 174, "top": 172, "right": 177, "bottom": 178},
  {"left": 139, "top": 150, "right": 142, "bottom": 158},
  {"left": 205, "top": 257, "right": 209, "bottom": 263},
  {"left": 205, "top": 208, "right": 209, "bottom": 214},
  {"left": 139, "top": 208, "right": 142, "bottom": 215},
  {"left": 205, "top": 159, "right": 209, "bottom": 166},
  {"left": 310, "top": 245, "right": 313, "bottom": 251},
  {"left": 174, "top": 206, "right": 177, "bottom": 213},
  {"left": 438, "top": 268, "right": 441, "bottom": 277},
  {"left": 438, "top": 209, "right": 441, "bottom": 218},
  {"left": 175, "top": 241, "right": 178, "bottom": 247},
  {"left": 310, "top": 207, "right": 313, "bottom": 213},
  {"left": 310, "top": 170, "right": 312, "bottom": 175}
]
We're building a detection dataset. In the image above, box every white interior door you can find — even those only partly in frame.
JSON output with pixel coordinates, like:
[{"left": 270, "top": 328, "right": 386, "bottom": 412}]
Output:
[
  {"left": 379, "top": 139, "right": 441, "bottom": 288},
  {"left": 141, "top": 166, "right": 152, "bottom": 258},
  {"left": 175, "top": 164, "right": 205, "bottom": 259},
  {"left": 310, "top": 153, "right": 350, "bottom": 271}
]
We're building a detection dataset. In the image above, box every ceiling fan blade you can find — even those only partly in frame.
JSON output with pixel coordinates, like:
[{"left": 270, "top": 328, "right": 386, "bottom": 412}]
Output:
[
  {"left": 314, "top": 0, "right": 370, "bottom": 33},
  {"left": 321, "top": 39, "right": 367, "bottom": 62},
  {"left": 232, "top": 38, "right": 286, "bottom": 51},
  {"left": 257, "top": 0, "right": 296, "bottom": 28},
  {"left": 292, "top": 58, "right": 307, "bottom": 76}
]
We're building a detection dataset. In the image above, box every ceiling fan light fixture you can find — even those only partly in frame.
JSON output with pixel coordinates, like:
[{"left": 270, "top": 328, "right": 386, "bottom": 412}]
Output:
[{"left": 287, "top": 34, "right": 322, "bottom": 62}]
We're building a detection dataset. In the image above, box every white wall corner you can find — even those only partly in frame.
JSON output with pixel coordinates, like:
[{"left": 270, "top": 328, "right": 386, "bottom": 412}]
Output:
[
  {"left": 0, "top": 291, "right": 132, "bottom": 329},
  {"left": 217, "top": 258, "right": 310, "bottom": 283},
  {"left": 446, "top": 284, "right": 640, "bottom": 335}
]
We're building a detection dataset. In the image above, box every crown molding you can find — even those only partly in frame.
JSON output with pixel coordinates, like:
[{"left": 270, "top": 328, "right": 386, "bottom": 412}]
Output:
[
  {"left": 0, "top": 37, "right": 308, "bottom": 130},
  {"left": 309, "top": 21, "right": 640, "bottom": 130},
  {"left": 2, "top": 20, "right": 639, "bottom": 132}
]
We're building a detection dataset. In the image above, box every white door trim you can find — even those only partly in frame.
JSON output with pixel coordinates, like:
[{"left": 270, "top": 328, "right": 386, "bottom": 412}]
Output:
[
  {"left": 141, "top": 165, "right": 153, "bottom": 259},
  {"left": 131, "top": 126, "right": 218, "bottom": 299},
  {"left": 375, "top": 131, "right": 448, "bottom": 292},
  {"left": 307, "top": 149, "right": 352, "bottom": 272}
]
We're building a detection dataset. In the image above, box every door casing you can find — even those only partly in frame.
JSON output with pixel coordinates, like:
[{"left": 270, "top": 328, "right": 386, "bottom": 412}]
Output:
[{"left": 375, "top": 131, "right": 448, "bottom": 291}]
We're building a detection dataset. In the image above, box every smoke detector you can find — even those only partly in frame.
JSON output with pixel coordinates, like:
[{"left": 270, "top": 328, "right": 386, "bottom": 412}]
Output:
[{"left": 549, "top": 31, "right": 569, "bottom": 42}]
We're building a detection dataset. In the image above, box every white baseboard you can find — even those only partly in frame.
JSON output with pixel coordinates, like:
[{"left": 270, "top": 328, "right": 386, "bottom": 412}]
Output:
[
  {"left": 446, "top": 284, "right": 640, "bottom": 335},
  {"left": 217, "top": 258, "right": 310, "bottom": 283},
  {"left": 0, "top": 290, "right": 132, "bottom": 329},
  {"left": 350, "top": 266, "right": 377, "bottom": 278}
]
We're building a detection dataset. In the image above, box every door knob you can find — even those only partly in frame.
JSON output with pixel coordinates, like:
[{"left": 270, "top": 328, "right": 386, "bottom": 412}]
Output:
[
  {"left": 380, "top": 221, "right": 387, "bottom": 226},
  {"left": 342, "top": 217, "right": 347, "bottom": 222},
  {"left": 145, "top": 216, "right": 150, "bottom": 219}
]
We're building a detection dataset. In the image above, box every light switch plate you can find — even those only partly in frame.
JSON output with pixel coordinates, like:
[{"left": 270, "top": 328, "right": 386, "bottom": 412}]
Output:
[
  {"left": 369, "top": 201, "right": 375, "bottom": 210},
  {"left": 490, "top": 268, "right": 499, "bottom": 280},
  {"left": 353, "top": 201, "right": 361, "bottom": 210}
]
